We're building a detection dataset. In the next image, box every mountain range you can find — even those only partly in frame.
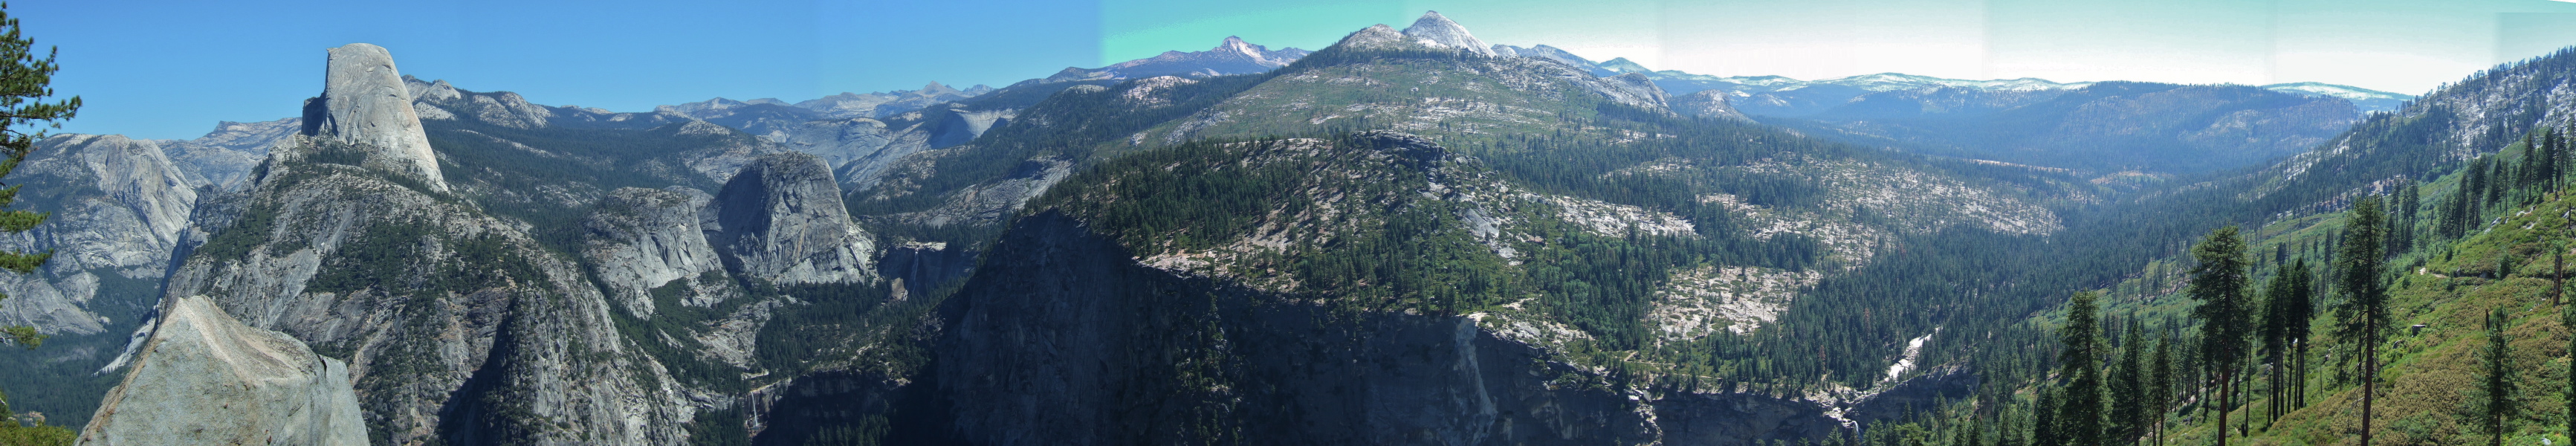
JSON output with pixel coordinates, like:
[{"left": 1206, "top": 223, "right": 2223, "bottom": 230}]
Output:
[{"left": 2, "top": 8, "right": 2563, "bottom": 446}]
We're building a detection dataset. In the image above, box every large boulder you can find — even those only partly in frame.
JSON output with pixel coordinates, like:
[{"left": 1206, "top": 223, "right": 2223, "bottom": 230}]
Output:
[{"left": 77, "top": 296, "right": 367, "bottom": 445}]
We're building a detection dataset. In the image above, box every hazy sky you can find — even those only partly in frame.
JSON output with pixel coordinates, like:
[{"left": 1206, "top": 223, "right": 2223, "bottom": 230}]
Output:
[{"left": 27, "top": 0, "right": 2576, "bottom": 139}]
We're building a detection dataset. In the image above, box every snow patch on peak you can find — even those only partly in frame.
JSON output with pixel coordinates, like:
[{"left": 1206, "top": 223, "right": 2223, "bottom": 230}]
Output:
[
  {"left": 1399, "top": 10, "right": 1497, "bottom": 56},
  {"left": 1596, "top": 57, "right": 1653, "bottom": 74}
]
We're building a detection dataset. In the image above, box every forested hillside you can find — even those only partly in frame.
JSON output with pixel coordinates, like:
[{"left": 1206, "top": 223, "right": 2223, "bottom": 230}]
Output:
[{"left": 1827, "top": 48, "right": 2576, "bottom": 446}]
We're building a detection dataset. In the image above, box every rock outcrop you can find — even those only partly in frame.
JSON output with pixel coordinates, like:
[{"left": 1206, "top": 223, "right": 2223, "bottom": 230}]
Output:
[
  {"left": 153, "top": 43, "right": 693, "bottom": 445},
  {"left": 583, "top": 187, "right": 727, "bottom": 315},
  {"left": 1402, "top": 11, "right": 1498, "bottom": 56},
  {"left": 1047, "top": 36, "right": 1313, "bottom": 82},
  {"left": 791, "top": 82, "right": 991, "bottom": 119},
  {"left": 77, "top": 296, "right": 367, "bottom": 445},
  {"left": 933, "top": 212, "right": 1660, "bottom": 445},
  {"left": 0, "top": 135, "right": 204, "bottom": 336},
  {"left": 1672, "top": 89, "right": 1753, "bottom": 122},
  {"left": 705, "top": 152, "right": 876, "bottom": 285},
  {"left": 302, "top": 43, "right": 447, "bottom": 192},
  {"left": 159, "top": 118, "right": 299, "bottom": 189}
]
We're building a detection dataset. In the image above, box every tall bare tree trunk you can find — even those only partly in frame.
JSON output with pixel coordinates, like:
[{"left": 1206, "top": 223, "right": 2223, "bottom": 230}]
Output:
[{"left": 2361, "top": 332, "right": 2377, "bottom": 446}]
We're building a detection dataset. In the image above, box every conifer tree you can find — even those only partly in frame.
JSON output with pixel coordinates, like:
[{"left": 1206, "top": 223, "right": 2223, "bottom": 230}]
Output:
[
  {"left": 1958, "top": 416, "right": 1984, "bottom": 446},
  {"left": 2033, "top": 387, "right": 2059, "bottom": 446},
  {"left": 0, "top": 1, "right": 72, "bottom": 349},
  {"left": 2285, "top": 258, "right": 2315, "bottom": 407},
  {"left": 2110, "top": 320, "right": 2148, "bottom": 445},
  {"left": 2190, "top": 227, "right": 2253, "bottom": 445},
  {"left": 0, "top": 4, "right": 79, "bottom": 444},
  {"left": 2150, "top": 333, "right": 2174, "bottom": 446},
  {"left": 2471, "top": 308, "right": 2518, "bottom": 446},
  {"left": 2057, "top": 291, "right": 2107, "bottom": 446},
  {"left": 2553, "top": 248, "right": 2564, "bottom": 306},
  {"left": 2392, "top": 182, "right": 2419, "bottom": 253},
  {"left": 2334, "top": 196, "right": 2390, "bottom": 446}
]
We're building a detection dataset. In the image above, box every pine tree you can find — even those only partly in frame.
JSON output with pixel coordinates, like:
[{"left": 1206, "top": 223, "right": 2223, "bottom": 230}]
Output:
[
  {"left": 2033, "top": 387, "right": 2059, "bottom": 446},
  {"left": 2554, "top": 248, "right": 2564, "bottom": 306},
  {"left": 2262, "top": 270, "right": 2290, "bottom": 424},
  {"left": 2489, "top": 155, "right": 2511, "bottom": 206},
  {"left": 2334, "top": 196, "right": 2391, "bottom": 446},
  {"left": 2057, "top": 291, "right": 2107, "bottom": 446},
  {"left": 2472, "top": 308, "right": 2519, "bottom": 446},
  {"left": 0, "top": 1, "right": 73, "bottom": 349},
  {"left": 0, "top": 6, "right": 77, "bottom": 445},
  {"left": 1958, "top": 416, "right": 1984, "bottom": 446},
  {"left": 2150, "top": 332, "right": 2174, "bottom": 446},
  {"left": 2285, "top": 259, "right": 2315, "bottom": 408},
  {"left": 2109, "top": 320, "right": 2148, "bottom": 445},
  {"left": 2392, "top": 181, "right": 2420, "bottom": 253},
  {"left": 2190, "top": 226, "right": 2254, "bottom": 445}
]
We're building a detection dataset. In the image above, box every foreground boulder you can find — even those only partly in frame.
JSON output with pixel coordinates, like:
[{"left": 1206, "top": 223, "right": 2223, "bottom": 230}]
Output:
[{"left": 77, "top": 296, "right": 366, "bottom": 445}]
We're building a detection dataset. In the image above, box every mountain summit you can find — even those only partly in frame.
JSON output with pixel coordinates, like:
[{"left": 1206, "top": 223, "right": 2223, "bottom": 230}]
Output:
[
  {"left": 303, "top": 43, "right": 447, "bottom": 192},
  {"left": 1399, "top": 10, "right": 1496, "bottom": 56},
  {"left": 1046, "top": 36, "right": 1312, "bottom": 83}
]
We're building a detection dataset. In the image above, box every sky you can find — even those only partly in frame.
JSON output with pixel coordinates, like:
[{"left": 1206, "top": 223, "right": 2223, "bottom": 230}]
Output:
[{"left": 25, "top": 0, "right": 2576, "bottom": 139}]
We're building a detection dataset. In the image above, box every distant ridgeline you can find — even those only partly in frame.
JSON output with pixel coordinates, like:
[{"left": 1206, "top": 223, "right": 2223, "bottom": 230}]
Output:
[
  {"left": 1840, "top": 47, "right": 2576, "bottom": 445},
  {"left": 0, "top": 9, "right": 2545, "bottom": 446}
]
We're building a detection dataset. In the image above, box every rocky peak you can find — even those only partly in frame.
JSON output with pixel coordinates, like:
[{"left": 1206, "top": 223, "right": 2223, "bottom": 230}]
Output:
[
  {"left": 920, "top": 81, "right": 958, "bottom": 95},
  {"left": 1336, "top": 24, "right": 1408, "bottom": 50},
  {"left": 0, "top": 135, "right": 204, "bottom": 337},
  {"left": 584, "top": 187, "right": 727, "bottom": 315},
  {"left": 1217, "top": 36, "right": 1261, "bottom": 57},
  {"left": 400, "top": 75, "right": 462, "bottom": 103},
  {"left": 1399, "top": 10, "right": 1496, "bottom": 56},
  {"left": 705, "top": 152, "right": 877, "bottom": 285},
  {"left": 1671, "top": 89, "right": 1753, "bottom": 122},
  {"left": 1500, "top": 45, "right": 1596, "bottom": 68},
  {"left": 161, "top": 118, "right": 298, "bottom": 188},
  {"left": 300, "top": 43, "right": 447, "bottom": 192},
  {"left": 1596, "top": 57, "right": 1652, "bottom": 74}
]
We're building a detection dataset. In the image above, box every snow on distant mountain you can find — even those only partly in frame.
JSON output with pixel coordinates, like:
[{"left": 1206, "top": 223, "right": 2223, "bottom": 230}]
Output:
[
  {"left": 1490, "top": 45, "right": 1602, "bottom": 74},
  {"left": 792, "top": 82, "right": 994, "bottom": 119},
  {"left": 1043, "top": 36, "right": 1312, "bottom": 83},
  {"left": 1400, "top": 11, "right": 1497, "bottom": 56},
  {"left": 2259, "top": 82, "right": 2412, "bottom": 112},
  {"left": 1595, "top": 57, "right": 1653, "bottom": 74}
]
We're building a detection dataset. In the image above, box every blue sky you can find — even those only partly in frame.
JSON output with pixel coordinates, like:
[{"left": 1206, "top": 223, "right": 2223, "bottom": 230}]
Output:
[{"left": 26, "top": 0, "right": 2576, "bottom": 139}]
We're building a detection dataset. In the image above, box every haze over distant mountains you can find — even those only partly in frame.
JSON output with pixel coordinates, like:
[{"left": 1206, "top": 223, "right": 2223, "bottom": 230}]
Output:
[
  {"left": 8, "top": 10, "right": 2513, "bottom": 445},
  {"left": 644, "top": 28, "right": 2411, "bottom": 176}
]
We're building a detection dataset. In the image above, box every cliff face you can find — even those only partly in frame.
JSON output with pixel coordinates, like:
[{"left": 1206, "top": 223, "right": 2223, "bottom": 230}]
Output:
[
  {"left": 920, "top": 210, "right": 1950, "bottom": 446},
  {"left": 705, "top": 152, "right": 876, "bottom": 285},
  {"left": 76, "top": 296, "right": 366, "bottom": 445},
  {"left": 0, "top": 135, "right": 203, "bottom": 336},
  {"left": 304, "top": 43, "right": 446, "bottom": 192},
  {"left": 583, "top": 187, "right": 727, "bottom": 316},
  {"left": 126, "top": 44, "right": 695, "bottom": 446},
  {"left": 933, "top": 212, "right": 1657, "bottom": 445},
  {"left": 158, "top": 137, "right": 691, "bottom": 445}
]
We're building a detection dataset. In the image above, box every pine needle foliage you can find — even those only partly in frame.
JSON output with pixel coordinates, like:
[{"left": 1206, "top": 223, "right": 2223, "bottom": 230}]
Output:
[{"left": 0, "top": 1, "right": 78, "bottom": 350}]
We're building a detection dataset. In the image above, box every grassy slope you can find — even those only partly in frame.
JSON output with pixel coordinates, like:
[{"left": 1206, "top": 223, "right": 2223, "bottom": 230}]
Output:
[{"left": 2067, "top": 145, "right": 2576, "bottom": 445}]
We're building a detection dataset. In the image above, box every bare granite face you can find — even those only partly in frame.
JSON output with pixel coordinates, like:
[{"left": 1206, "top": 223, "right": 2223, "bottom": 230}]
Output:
[
  {"left": 305, "top": 43, "right": 447, "bottom": 192},
  {"left": 78, "top": 295, "right": 368, "bottom": 446},
  {"left": 705, "top": 152, "right": 878, "bottom": 285},
  {"left": 583, "top": 187, "right": 728, "bottom": 316},
  {"left": 1401, "top": 11, "right": 1498, "bottom": 56},
  {"left": 0, "top": 135, "right": 204, "bottom": 336}
]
